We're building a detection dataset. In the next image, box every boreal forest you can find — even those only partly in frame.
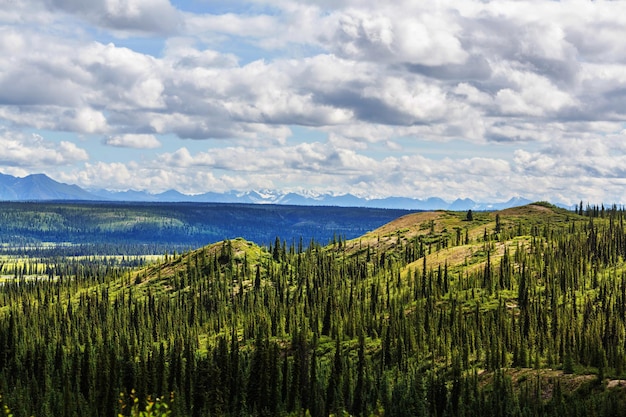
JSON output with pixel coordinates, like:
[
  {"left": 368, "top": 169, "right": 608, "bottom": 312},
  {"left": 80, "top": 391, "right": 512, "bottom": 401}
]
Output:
[
  {"left": 0, "top": 202, "right": 410, "bottom": 256},
  {"left": 2, "top": 202, "right": 626, "bottom": 416}
]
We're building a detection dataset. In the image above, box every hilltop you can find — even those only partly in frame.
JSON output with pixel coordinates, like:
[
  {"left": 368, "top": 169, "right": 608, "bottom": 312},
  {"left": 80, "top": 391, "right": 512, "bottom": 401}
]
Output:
[{"left": 134, "top": 203, "right": 565, "bottom": 290}]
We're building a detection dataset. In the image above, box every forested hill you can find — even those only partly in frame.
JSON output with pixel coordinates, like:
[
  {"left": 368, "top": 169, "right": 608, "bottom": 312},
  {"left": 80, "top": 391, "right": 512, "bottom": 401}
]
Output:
[{"left": 3, "top": 202, "right": 626, "bottom": 416}]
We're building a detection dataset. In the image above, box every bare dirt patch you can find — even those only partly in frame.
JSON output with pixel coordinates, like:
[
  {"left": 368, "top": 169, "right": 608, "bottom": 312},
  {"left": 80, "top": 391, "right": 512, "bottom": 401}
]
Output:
[
  {"left": 342, "top": 211, "right": 451, "bottom": 255},
  {"left": 607, "top": 379, "right": 626, "bottom": 389},
  {"left": 499, "top": 204, "right": 554, "bottom": 217},
  {"left": 479, "top": 368, "right": 597, "bottom": 400}
]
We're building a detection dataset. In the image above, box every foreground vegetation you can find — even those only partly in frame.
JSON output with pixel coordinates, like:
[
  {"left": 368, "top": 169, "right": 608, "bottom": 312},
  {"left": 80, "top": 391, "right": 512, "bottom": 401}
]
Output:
[{"left": 2, "top": 202, "right": 626, "bottom": 415}]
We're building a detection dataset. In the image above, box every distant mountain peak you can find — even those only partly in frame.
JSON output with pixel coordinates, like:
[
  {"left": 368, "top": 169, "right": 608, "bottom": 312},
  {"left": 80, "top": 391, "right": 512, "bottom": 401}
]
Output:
[
  {"left": 0, "top": 172, "right": 98, "bottom": 201},
  {"left": 0, "top": 172, "right": 543, "bottom": 210}
]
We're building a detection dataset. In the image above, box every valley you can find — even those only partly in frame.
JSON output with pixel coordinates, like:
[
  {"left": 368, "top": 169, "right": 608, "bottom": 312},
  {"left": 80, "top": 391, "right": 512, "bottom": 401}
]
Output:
[{"left": 0, "top": 201, "right": 411, "bottom": 255}]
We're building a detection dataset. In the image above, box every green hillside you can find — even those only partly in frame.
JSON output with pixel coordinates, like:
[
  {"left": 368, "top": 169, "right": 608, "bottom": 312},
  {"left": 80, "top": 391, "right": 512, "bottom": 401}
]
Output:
[{"left": 2, "top": 203, "right": 626, "bottom": 416}]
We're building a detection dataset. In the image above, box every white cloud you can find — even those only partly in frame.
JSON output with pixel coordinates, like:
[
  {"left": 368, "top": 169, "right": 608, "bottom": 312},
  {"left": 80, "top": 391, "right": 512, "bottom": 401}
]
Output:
[
  {"left": 184, "top": 12, "right": 278, "bottom": 38},
  {"left": 323, "top": 6, "right": 468, "bottom": 66},
  {"left": 163, "top": 38, "right": 239, "bottom": 68},
  {"left": 104, "top": 134, "right": 161, "bottom": 149},
  {"left": 361, "top": 76, "right": 448, "bottom": 123},
  {"left": 0, "top": 131, "right": 89, "bottom": 167},
  {"left": 58, "top": 141, "right": 89, "bottom": 161},
  {"left": 41, "top": 0, "right": 183, "bottom": 35},
  {"left": 494, "top": 66, "right": 577, "bottom": 116},
  {"left": 62, "top": 108, "right": 109, "bottom": 134},
  {"left": 65, "top": 160, "right": 273, "bottom": 194}
]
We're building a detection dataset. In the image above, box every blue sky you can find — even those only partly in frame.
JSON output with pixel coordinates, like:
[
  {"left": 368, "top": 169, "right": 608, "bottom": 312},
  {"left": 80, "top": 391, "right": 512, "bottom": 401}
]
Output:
[{"left": 2, "top": 0, "right": 626, "bottom": 204}]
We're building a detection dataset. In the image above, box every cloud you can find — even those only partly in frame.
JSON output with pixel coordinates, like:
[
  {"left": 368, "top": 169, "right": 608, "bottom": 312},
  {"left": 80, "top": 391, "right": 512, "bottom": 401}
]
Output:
[
  {"left": 0, "top": 106, "right": 108, "bottom": 134},
  {"left": 2, "top": 1, "right": 623, "bottom": 142},
  {"left": 184, "top": 12, "right": 278, "bottom": 39},
  {"left": 65, "top": 160, "right": 273, "bottom": 194},
  {"left": 52, "top": 128, "right": 626, "bottom": 205},
  {"left": 5, "top": 0, "right": 626, "bottom": 204},
  {"left": 182, "top": 3, "right": 327, "bottom": 50},
  {"left": 491, "top": 64, "right": 577, "bottom": 117},
  {"left": 322, "top": 5, "right": 468, "bottom": 66},
  {"left": 0, "top": 130, "right": 89, "bottom": 167},
  {"left": 163, "top": 38, "right": 239, "bottom": 68},
  {"left": 41, "top": 0, "right": 183, "bottom": 35},
  {"left": 104, "top": 134, "right": 161, "bottom": 149}
]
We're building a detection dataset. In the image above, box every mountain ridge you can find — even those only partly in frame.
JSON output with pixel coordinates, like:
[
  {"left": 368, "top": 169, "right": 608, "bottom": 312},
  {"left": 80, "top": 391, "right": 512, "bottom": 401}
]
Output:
[
  {"left": 0, "top": 171, "right": 536, "bottom": 210},
  {"left": 90, "top": 185, "right": 537, "bottom": 210}
]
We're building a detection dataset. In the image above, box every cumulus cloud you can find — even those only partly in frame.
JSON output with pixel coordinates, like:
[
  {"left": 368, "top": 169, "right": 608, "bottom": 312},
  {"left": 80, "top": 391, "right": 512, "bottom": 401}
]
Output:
[
  {"left": 185, "top": 12, "right": 278, "bottom": 39},
  {"left": 64, "top": 160, "right": 273, "bottom": 194},
  {"left": 0, "top": 131, "right": 89, "bottom": 167},
  {"left": 157, "top": 142, "right": 373, "bottom": 174},
  {"left": 104, "top": 134, "right": 161, "bottom": 149},
  {"left": 40, "top": 0, "right": 183, "bottom": 35},
  {"left": 324, "top": 6, "right": 468, "bottom": 66}
]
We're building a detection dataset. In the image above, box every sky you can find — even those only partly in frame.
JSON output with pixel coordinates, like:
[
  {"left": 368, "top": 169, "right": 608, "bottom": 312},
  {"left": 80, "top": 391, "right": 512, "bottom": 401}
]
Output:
[{"left": 1, "top": 0, "right": 626, "bottom": 204}]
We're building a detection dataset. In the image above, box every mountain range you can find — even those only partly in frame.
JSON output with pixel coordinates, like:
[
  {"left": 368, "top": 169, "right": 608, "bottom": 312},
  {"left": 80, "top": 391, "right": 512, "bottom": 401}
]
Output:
[{"left": 0, "top": 172, "right": 535, "bottom": 210}]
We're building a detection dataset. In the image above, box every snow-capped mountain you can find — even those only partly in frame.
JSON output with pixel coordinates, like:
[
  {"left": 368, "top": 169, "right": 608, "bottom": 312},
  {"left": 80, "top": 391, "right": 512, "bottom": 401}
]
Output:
[
  {"left": 0, "top": 172, "right": 538, "bottom": 210},
  {"left": 94, "top": 188, "right": 533, "bottom": 210}
]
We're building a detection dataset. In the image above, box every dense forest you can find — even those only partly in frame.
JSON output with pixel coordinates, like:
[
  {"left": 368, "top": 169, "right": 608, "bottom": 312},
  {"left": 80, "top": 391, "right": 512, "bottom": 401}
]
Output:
[
  {"left": 2, "top": 202, "right": 626, "bottom": 416},
  {"left": 0, "top": 202, "right": 411, "bottom": 256}
]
